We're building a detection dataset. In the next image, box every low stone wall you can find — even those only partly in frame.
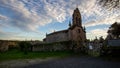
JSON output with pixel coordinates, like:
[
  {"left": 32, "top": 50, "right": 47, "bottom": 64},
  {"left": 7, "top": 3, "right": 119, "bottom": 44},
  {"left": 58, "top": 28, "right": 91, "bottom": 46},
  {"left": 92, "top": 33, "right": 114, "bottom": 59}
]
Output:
[
  {"left": 32, "top": 41, "right": 73, "bottom": 52},
  {"left": 0, "top": 42, "right": 9, "bottom": 52},
  {"left": 0, "top": 41, "right": 19, "bottom": 52}
]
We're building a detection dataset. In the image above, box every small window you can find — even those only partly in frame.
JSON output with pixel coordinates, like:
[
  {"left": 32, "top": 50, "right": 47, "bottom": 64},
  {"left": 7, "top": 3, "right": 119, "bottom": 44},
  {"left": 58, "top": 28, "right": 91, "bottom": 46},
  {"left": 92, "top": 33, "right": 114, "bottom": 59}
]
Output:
[
  {"left": 76, "top": 17, "right": 77, "bottom": 22},
  {"left": 78, "top": 29, "right": 80, "bottom": 33}
]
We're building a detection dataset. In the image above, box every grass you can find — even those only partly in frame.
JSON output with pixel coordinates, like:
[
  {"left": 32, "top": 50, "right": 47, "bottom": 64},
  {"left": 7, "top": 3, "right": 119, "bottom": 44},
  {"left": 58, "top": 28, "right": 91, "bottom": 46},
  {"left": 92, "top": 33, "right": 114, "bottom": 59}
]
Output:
[
  {"left": 0, "top": 49, "right": 73, "bottom": 62},
  {"left": 88, "top": 50, "right": 100, "bottom": 57}
]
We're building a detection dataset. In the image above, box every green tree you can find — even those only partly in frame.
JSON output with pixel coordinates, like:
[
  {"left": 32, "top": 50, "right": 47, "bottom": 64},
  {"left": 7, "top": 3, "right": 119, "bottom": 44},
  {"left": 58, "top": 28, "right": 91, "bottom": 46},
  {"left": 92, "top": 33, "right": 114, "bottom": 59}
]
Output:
[
  {"left": 19, "top": 41, "right": 32, "bottom": 54},
  {"left": 110, "top": 22, "right": 120, "bottom": 39},
  {"left": 99, "top": 36, "right": 104, "bottom": 43}
]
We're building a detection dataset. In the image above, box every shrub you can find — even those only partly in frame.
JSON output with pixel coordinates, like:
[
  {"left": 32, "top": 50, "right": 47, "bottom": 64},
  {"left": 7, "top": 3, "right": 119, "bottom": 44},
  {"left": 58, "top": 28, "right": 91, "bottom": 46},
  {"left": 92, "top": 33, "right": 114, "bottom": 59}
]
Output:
[{"left": 19, "top": 41, "right": 32, "bottom": 54}]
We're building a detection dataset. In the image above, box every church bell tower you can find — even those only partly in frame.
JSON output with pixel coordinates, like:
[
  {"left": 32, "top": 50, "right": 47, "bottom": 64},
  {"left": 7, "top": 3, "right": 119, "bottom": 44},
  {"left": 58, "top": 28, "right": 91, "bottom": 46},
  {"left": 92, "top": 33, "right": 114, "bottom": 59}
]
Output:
[
  {"left": 72, "top": 8, "right": 82, "bottom": 27},
  {"left": 68, "top": 7, "right": 86, "bottom": 46}
]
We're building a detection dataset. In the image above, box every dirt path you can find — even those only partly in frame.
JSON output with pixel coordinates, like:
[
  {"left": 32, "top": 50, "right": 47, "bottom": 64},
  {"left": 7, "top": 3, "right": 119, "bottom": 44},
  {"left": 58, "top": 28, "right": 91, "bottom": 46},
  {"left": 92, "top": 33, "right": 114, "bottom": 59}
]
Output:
[
  {"left": 0, "top": 57, "right": 57, "bottom": 68},
  {"left": 25, "top": 56, "right": 120, "bottom": 68},
  {"left": 0, "top": 56, "right": 120, "bottom": 68}
]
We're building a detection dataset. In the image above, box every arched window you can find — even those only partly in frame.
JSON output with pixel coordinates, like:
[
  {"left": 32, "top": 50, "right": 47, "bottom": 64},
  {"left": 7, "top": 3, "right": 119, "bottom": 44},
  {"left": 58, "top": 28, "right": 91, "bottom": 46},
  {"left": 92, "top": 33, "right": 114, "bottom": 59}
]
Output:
[
  {"left": 76, "top": 17, "right": 79, "bottom": 25},
  {"left": 76, "top": 17, "right": 77, "bottom": 23}
]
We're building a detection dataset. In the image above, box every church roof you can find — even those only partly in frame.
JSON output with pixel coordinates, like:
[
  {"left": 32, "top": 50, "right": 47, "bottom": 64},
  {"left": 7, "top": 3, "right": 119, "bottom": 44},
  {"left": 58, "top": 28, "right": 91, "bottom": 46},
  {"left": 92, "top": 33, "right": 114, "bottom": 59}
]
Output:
[{"left": 47, "top": 29, "right": 68, "bottom": 36}]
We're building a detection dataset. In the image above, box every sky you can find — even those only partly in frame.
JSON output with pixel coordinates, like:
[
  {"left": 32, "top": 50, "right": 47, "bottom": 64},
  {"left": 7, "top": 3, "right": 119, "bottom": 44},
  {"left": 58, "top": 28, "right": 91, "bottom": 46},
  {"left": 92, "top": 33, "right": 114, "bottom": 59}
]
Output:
[{"left": 0, "top": 0, "right": 120, "bottom": 41}]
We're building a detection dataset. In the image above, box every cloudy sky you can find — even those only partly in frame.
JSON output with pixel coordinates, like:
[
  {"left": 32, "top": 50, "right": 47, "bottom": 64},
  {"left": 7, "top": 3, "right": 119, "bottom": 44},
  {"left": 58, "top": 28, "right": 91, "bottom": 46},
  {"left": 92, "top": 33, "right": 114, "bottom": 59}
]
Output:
[{"left": 0, "top": 0, "right": 120, "bottom": 40}]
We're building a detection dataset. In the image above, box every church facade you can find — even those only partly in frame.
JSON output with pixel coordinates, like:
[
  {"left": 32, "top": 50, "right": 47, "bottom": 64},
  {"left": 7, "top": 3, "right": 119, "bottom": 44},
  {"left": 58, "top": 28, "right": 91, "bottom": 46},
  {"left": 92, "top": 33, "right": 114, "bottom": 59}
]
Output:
[{"left": 43, "top": 8, "right": 86, "bottom": 44}]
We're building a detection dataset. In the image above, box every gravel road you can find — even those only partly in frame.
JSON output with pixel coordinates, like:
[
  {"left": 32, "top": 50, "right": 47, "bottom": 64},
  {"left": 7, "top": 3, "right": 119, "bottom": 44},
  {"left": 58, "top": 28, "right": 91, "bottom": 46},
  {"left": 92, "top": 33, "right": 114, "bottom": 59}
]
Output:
[{"left": 24, "top": 56, "right": 120, "bottom": 68}]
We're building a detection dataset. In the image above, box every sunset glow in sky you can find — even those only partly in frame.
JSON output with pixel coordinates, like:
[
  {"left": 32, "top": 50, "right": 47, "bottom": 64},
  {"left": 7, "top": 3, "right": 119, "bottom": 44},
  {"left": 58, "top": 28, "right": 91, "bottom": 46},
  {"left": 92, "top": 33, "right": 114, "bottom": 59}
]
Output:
[{"left": 0, "top": 0, "right": 120, "bottom": 40}]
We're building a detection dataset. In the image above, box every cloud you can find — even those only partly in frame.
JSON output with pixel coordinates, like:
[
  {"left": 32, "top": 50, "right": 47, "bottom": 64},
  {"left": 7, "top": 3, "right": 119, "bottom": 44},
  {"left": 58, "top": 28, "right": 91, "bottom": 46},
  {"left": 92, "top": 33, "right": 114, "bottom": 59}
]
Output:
[
  {"left": 0, "top": 0, "right": 52, "bottom": 31},
  {"left": 86, "top": 28, "right": 108, "bottom": 39},
  {"left": 43, "top": 0, "right": 67, "bottom": 22},
  {"left": 0, "top": 0, "right": 114, "bottom": 31},
  {"left": 0, "top": 15, "right": 7, "bottom": 20},
  {"left": 0, "top": 29, "right": 20, "bottom": 40},
  {"left": 84, "top": 14, "right": 120, "bottom": 27},
  {"left": 82, "top": 0, "right": 120, "bottom": 27},
  {"left": 0, "top": 29, "right": 44, "bottom": 40},
  {"left": 0, "top": 0, "right": 120, "bottom": 40},
  {"left": 0, "top": 0, "right": 119, "bottom": 31}
]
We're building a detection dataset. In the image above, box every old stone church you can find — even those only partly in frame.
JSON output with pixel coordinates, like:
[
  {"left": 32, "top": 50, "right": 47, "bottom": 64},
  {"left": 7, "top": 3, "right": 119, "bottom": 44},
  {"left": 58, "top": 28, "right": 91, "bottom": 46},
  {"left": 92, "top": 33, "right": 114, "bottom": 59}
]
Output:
[{"left": 43, "top": 8, "right": 86, "bottom": 45}]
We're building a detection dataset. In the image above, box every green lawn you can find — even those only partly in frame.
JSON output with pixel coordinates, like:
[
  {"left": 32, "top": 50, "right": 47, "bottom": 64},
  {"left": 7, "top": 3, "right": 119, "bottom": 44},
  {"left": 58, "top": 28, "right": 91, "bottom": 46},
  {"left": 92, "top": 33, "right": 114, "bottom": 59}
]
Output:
[{"left": 0, "top": 50, "right": 73, "bottom": 61}]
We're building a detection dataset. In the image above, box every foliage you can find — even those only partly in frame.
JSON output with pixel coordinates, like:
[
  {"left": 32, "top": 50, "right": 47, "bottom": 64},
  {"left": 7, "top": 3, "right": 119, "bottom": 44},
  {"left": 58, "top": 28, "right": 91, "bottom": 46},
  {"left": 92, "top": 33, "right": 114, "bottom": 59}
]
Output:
[
  {"left": 111, "top": 22, "right": 120, "bottom": 38},
  {"left": 19, "top": 41, "right": 32, "bottom": 54},
  {"left": 99, "top": 36, "right": 104, "bottom": 43},
  {"left": 108, "top": 22, "right": 120, "bottom": 39},
  {"left": 100, "top": 43, "right": 120, "bottom": 56}
]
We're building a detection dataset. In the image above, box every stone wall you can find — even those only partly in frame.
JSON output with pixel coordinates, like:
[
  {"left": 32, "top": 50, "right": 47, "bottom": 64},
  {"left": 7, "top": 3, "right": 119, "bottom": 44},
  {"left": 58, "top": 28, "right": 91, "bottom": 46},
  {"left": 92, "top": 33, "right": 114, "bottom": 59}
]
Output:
[
  {"left": 0, "top": 41, "right": 9, "bottom": 52},
  {"left": 0, "top": 41, "right": 19, "bottom": 52},
  {"left": 32, "top": 41, "right": 73, "bottom": 52},
  {"left": 45, "top": 30, "right": 69, "bottom": 43}
]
